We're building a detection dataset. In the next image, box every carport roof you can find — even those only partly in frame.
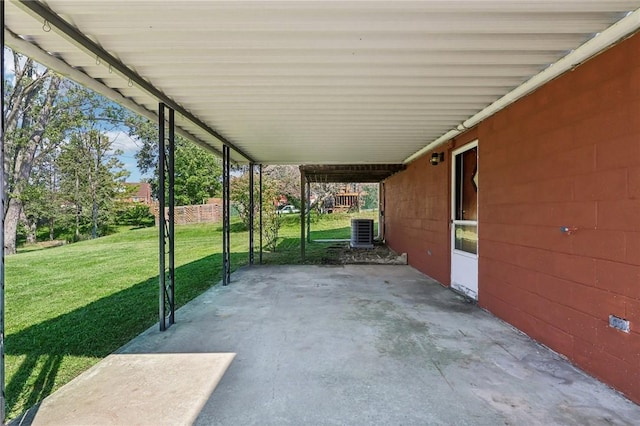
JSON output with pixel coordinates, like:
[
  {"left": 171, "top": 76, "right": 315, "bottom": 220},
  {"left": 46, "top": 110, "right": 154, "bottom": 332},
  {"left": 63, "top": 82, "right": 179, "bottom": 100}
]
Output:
[
  {"left": 300, "top": 164, "right": 406, "bottom": 183},
  {"left": 4, "top": 1, "right": 640, "bottom": 165}
]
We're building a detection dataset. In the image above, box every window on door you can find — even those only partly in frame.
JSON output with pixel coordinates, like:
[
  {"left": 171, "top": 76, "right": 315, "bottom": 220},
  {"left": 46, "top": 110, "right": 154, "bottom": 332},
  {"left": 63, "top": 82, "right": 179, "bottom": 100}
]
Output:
[{"left": 453, "top": 147, "right": 478, "bottom": 254}]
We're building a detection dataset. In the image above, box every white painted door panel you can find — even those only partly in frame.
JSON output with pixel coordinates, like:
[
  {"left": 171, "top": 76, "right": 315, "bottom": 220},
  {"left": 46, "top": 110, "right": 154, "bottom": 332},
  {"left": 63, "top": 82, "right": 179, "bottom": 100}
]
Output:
[{"left": 450, "top": 141, "right": 479, "bottom": 300}]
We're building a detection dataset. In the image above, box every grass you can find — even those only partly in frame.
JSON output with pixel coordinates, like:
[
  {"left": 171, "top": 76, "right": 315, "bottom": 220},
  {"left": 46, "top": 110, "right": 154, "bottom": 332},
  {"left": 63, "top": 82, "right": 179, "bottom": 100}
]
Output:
[
  {"left": 263, "top": 211, "right": 378, "bottom": 264},
  {"left": 5, "top": 211, "right": 377, "bottom": 420}
]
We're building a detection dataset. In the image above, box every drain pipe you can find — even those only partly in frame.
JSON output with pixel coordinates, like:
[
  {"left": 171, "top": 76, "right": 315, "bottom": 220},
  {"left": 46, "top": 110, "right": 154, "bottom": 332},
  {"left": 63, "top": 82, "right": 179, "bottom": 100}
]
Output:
[{"left": 404, "top": 8, "right": 640, "bottom": 164}]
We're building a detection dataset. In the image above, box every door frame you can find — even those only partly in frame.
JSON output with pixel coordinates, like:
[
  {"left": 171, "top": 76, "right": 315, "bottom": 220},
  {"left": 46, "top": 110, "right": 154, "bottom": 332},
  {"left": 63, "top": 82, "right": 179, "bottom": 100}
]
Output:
[
  {"left": 450, "top": 139, "right": 479, "bottom": 299},
  {"left": 378, "top": 182, "right": 385, "bottom": 240}
]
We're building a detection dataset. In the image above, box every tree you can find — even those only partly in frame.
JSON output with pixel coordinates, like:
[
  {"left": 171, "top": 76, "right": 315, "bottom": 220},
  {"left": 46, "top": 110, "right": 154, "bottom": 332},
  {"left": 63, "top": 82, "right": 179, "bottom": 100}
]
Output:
[
  {"left": 230, "top": 170, "right": 258, "bottom": 230},
  {"left": 262, "top": 202, "right": 282, "bottom": 252},
  {"left": 57, "top": 130, "right": 129, "bottom": 239},
  {"left": 230, "top": 169, "right": 282, "bottom": 250},
  {"left": 309, "top": 182, "right": 342, "bottom": 213},
  {"left": 3, "top": 49, "right": 132, "bottom": 251},
  {"left": 129, "top": 115, "right": 222, "bottom": 205},
  {"left": 114, "top": 202, "right": 155, "bottom": 227},
  {"left": 262, "top": 165, "right": 300, "bottom": 207},
  {"left": 360, "top": 183, "right": 379, "bottom": 210},
  {"left": 20, "top": 151, "right": 60, "bottom": 243},
  {"left": 3, "top": 54, "right": 64, "bottom": 253},
  {"left": 173, "top": 140, "right": 222, "bottom": 205}
]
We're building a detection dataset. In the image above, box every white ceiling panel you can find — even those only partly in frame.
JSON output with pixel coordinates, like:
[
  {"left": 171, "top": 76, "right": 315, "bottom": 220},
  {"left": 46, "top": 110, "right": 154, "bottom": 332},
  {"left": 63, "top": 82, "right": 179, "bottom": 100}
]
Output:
[{"left": 5, "top": 1, "right": 640, "bottom": 164}]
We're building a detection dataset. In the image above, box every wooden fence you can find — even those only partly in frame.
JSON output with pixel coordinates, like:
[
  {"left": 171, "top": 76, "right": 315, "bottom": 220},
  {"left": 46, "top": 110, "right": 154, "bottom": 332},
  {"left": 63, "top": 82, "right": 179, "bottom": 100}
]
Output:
[{"left": 152, "top": 201, "right": 222, "bottom": 225}]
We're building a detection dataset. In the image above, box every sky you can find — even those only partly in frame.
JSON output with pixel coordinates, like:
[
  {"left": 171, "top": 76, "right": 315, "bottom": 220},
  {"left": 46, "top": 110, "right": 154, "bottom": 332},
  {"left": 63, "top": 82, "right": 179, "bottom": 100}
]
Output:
[
  {"left": 105, "top": 131, "right": 147, "bottom": 182},
  {"left": 4, "top": 47, "right": 147, "bottom": 183}
]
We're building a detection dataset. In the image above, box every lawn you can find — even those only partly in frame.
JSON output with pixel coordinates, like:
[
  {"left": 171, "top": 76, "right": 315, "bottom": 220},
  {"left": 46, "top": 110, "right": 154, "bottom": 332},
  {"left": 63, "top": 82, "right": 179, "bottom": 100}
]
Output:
[
  {"left": 5, "top": 211, "right": 377, "bottom": 419},
  {"left": 266, "top": 210, "right": 378, "bottom": 264}
]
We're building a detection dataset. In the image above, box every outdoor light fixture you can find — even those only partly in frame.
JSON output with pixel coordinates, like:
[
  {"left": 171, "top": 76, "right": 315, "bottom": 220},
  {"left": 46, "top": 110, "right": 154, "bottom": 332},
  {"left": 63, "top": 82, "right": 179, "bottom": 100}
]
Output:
[{"left": 430, "top": 152, "right": 444, "bottom": 166}]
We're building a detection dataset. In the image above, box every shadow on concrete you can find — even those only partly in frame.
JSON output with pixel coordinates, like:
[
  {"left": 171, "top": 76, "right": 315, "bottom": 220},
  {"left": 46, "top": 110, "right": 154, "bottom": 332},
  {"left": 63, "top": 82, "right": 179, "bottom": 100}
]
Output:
[{"left": 5, "top": 251, "right": 248, "bottom": 420}]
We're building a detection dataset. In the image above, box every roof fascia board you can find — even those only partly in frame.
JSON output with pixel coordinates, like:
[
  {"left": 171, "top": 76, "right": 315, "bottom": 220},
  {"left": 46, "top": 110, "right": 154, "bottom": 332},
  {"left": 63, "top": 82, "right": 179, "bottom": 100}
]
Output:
[{"left": 14, "top": 0, "right": 252, "bottom": 162}]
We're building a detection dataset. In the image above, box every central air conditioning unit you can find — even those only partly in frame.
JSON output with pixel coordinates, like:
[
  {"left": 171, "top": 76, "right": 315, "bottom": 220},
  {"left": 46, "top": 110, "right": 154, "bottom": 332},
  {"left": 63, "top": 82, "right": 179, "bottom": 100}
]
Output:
[{"left": 350, "top": 219, "right": 374, "bottom": 249}]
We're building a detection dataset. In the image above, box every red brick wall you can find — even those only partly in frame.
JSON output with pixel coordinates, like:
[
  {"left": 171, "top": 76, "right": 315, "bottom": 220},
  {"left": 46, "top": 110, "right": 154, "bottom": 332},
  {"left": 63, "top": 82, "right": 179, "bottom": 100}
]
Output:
[{"left": 385, "top": 32, "right": 640, "bottom": 403}]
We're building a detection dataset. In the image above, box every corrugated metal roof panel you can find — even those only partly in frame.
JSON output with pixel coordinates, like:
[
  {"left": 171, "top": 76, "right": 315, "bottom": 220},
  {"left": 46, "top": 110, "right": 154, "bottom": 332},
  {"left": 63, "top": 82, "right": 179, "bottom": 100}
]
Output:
[{"left": 5, "top": 1, "right": 640, "bottom": 164}]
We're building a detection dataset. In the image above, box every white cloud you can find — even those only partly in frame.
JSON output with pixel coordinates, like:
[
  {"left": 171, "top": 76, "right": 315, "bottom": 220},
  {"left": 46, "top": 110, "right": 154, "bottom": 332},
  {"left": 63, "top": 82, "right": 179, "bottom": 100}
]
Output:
[
  {"left": 105, "top": 130, "right": 140, "bottom": 154},
  {"left": 3, "top": 48, "right": 19, "bottom": 84},
  {"left": 3, "top": 47, "right": 15, "bottom": 75},
  {"left": 103, "top": 130, "right": 147, "bottom": 182}
]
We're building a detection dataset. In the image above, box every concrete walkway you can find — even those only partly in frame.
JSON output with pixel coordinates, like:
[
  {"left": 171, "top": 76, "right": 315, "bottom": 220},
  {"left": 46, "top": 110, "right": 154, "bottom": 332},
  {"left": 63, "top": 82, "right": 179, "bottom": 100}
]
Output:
[{"left": 20, "top": 265, "right": 640, "bottom": 425}]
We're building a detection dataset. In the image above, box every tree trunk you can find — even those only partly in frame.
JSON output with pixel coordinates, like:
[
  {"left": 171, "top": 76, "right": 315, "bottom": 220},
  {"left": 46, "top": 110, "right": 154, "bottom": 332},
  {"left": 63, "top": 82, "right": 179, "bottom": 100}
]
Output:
[
  {"left": 75, "top": 173, "right": 80, "bottom": 241},
  {"left": 92, "top": 199, "right": 98, "bottom": 239},
  {"left": 4, "top": 198, "right": 23, "bottom": 255},
  {"left": 75, "top": 207, "right": 81, "bottom": 241},
  {"left": 26, "top": 220, "right": 37, "bottom": 244},
  {"left": 49, "top": 217, "right": 55, "bottom": 241},
  {"left": 4, "top": 65, "right": 62, "bottom": 254},
  {"left": 90, "top": 145, "right": 99, "bottom": 239}
]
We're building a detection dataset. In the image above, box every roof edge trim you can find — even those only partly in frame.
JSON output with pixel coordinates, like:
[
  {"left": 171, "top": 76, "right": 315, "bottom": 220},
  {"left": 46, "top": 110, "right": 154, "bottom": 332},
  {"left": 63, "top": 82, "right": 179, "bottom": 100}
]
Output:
[
  {"left": 5, "top": 28, "right": 224, "bottom": 158},
  {"left": 14, "top": 0, "right": 252, "bottom": 162},
  {"left": 403, "top": 7, "right": 640, "bottom": 164}
]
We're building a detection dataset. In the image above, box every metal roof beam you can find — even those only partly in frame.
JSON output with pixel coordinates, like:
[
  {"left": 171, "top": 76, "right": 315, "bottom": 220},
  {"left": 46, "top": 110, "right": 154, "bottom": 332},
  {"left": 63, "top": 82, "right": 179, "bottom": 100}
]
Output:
[
  {"left": 15, "top": 0, "right": 254, "bottom": 163},
  {"left": 300, "top": 164, "right": 406, "bottom": 183},
  {"left": 4, "top": 28, "right": 224, "bottom": 159}
]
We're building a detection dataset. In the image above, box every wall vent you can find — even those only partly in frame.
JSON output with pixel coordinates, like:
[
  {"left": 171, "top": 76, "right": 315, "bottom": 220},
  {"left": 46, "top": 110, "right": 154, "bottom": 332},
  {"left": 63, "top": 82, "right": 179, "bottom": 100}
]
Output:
[
  {"left": 351, "top": 219, "right": 374, "bottom": 249},
  {"left": 609, "top": 315, "right": 630, "bottom": 333}
]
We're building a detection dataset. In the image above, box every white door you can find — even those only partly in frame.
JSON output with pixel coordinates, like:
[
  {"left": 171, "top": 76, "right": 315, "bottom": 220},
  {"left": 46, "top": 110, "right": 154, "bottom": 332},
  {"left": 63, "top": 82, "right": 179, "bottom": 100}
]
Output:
[{"left": 451, "top": 141, "right": 479, "bottom": 299}]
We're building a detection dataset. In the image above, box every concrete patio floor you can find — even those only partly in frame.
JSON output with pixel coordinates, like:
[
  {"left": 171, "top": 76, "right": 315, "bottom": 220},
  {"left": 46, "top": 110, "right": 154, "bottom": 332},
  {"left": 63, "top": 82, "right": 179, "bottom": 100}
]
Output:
[{"left": 19, "top": 265, "right": 640, "bottom": 425}]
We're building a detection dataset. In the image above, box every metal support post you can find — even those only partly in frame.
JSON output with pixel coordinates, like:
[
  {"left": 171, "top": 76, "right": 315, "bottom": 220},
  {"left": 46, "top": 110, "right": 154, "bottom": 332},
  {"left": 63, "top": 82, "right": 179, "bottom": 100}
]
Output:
[
  {"left": 158, "top": 103, "right": 175, "bottom": 331},
  {"left": 259, "top": 164, "right": 263, "bottom": 264},
  {"left": 1, "top": 1, "right": 7, "bottom": 419},
  {"left": 300, "top": 170, "right": 306, "bottom": 260},
  {"left": 168, "top": 109, "right": 175, "bottom": 325},
  {"left": 249, "top": 163, "right": 255, "bottom": 265},
  {"left": 158, "top": 104, "right": 165, "bottom": 329},
  {"left": 306, "top": 181, "right": 311, "bottom": 243},
  {"left": 222, "top": 145, "right": 231, "bottom": 285},
  {"left": 378, "top": 182, "right": 383, "bottom": 240}
]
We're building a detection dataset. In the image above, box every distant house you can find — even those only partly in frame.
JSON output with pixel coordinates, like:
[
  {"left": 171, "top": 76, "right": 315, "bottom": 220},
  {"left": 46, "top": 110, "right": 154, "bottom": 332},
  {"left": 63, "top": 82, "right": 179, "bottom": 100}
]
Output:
[
  {"left": 123, "top": 182, "right": 153, "bottom": 204},
  {"left": 333, "top": 184, "right": 366, "bottom": 213},
  {"left": 334, "top": 189, "right": 360, "bottom": 213},
  {"left": 277, "top": 194, "right": 288, "bottom": 207}
]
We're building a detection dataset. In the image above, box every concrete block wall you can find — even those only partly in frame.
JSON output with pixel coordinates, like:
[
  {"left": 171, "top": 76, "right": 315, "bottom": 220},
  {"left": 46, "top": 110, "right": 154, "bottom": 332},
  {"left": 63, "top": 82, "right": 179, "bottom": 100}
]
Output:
[
  {"left": 384, "top": 32, "right": 640, "bottom": 403},
  {"left": 384, "top": 130, "right": 465, "bottom": 285}
]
